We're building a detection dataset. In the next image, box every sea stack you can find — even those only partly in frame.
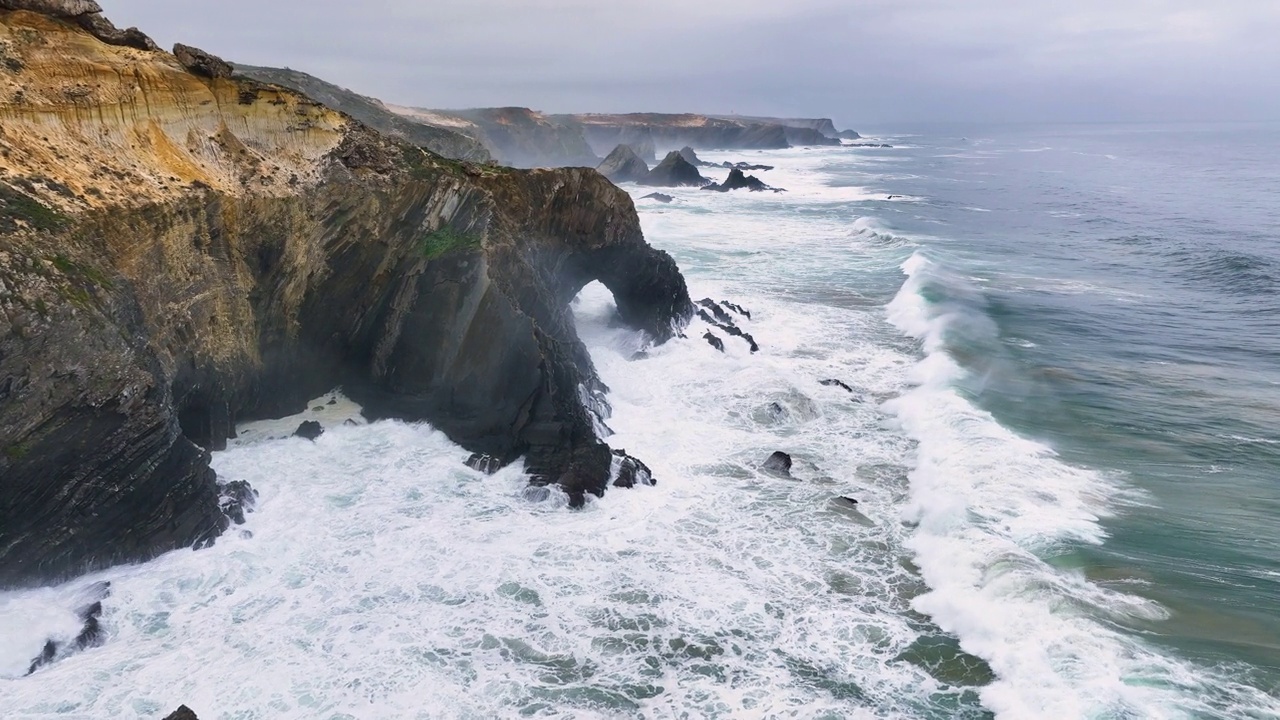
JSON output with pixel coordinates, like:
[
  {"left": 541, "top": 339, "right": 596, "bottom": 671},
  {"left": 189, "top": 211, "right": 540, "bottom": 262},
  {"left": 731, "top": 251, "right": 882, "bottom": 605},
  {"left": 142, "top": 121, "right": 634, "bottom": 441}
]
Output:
[
  {"left": 596, "top": 144, "right": 650, "bottom": 183},
  {"left": 640, "top": 151, "right": 708, "bottom": 187}
]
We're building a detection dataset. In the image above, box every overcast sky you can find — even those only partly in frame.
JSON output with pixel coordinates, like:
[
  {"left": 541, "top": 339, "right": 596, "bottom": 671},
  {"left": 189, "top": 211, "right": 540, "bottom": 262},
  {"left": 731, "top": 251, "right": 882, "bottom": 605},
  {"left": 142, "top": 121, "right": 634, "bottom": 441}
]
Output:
[{"left": 104, "top": 0, "right": 1280, "bottom": 127}]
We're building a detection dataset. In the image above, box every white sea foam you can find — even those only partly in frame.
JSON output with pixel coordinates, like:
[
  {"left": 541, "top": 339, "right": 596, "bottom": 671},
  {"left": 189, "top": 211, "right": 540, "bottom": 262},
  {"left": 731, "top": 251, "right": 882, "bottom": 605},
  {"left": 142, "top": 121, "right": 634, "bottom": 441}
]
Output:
[{"left": 885, "top": 251, "right": 1280, "bottom": 719}]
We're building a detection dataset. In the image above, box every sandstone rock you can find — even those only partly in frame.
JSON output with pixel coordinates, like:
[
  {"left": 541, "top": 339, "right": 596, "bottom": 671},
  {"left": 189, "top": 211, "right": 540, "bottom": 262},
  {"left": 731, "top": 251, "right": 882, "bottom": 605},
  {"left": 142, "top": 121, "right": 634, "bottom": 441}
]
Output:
[
  {"left": 173, "top": 43, "right": 232, "bottom": 79},
  {"left": 596, "top": 144, "right": 649, "bottom": 183},
  {"left": 640, "top": 151, "right": 707, "bottom": 187},
  {"left": 0, "top": 0, "right": 102, "bottom": 16},
  {"left": 75, "top": 12, "right": 157, "bottom": 50}
]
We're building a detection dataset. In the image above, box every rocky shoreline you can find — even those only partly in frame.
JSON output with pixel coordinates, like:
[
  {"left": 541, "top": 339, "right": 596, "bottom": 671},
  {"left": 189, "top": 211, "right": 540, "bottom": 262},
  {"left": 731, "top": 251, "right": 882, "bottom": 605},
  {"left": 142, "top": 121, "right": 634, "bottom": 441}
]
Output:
[{"left": 0, "top": 3, "right": 690, "bottom": 588}]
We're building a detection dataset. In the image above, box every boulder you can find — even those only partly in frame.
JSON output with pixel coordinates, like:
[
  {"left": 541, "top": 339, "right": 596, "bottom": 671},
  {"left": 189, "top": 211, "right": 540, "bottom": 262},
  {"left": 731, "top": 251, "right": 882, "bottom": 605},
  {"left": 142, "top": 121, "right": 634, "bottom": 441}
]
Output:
[
  {"left": 596, "top": 144, "right": 649, "bottom": 183},
  {"left": 640, "top": 151, "right": 707, "bottom": 187},
  {"left": 762, "top": 451, "right": 792, "bottom": 477},
  {"left": 173, "top": 43, "right": 232, "bottom": 79},
  {"left": 293, "top": 420, "right": 323, "bottom": 440}
]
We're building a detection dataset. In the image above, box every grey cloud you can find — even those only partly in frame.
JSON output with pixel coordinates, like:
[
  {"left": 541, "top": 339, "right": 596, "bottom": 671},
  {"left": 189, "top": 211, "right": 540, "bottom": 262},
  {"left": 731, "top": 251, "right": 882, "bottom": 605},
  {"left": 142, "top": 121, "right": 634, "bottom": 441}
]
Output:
[{"left": 101, "top": 0, "right": 1280, "bottom": 125}]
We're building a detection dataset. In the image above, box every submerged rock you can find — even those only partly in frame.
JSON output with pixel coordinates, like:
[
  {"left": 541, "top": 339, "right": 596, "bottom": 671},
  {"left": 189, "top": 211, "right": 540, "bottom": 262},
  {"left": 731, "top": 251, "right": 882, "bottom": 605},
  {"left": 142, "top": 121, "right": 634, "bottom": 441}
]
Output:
[
  {"left": 293, "top": 421, "right": 324, "bottom": 441},
  {"left": 762, "top": 451, "right": 792, "bottom": 477},
  {"left": 820, "top": 378, "right": 855, "bottom": 393},
  {"left": 596, "top": 144, "right": 650, "bottom": 183},
  {"left": 641, "top": 192, "right": 674, "bottom": 203},
  {"left": 640, "top": 151, "right": 708, "bottom": 187}
]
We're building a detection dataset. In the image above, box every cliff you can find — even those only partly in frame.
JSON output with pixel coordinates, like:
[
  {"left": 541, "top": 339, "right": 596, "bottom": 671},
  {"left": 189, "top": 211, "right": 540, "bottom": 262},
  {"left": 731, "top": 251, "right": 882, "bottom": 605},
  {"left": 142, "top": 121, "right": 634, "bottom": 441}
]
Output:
[
  {"left": 230, "top": 64, "right": 492, "bottom": 163},
  {"left": 0, "top": 7, "right": 691, "bottom": 587},
  {"left": 388, "top": 105, "right": 599, "bottom": 169},
  {"left": 563, "top": 113, "right": 791, "bottom": 154}
]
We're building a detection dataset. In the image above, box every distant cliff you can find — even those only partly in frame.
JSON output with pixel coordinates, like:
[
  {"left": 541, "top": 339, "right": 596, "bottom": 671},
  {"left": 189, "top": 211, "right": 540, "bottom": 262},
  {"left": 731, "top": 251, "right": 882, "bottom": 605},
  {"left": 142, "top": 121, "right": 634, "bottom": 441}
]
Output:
[
  {"left": 0, "top": 5, "right": 690, "bottom": 587},
  {"left": 388, "top": 105, "right": 599, "bottom": 168},
  {"left": 230, "top": 64, "right": 492, "bottom": 163}
]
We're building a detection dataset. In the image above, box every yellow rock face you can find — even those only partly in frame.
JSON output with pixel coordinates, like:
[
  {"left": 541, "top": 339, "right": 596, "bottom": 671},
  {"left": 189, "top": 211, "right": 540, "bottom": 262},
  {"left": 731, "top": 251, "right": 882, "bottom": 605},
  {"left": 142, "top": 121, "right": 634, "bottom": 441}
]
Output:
[{"left": 0, "top": 10, "right": 350, "bottom": 212}]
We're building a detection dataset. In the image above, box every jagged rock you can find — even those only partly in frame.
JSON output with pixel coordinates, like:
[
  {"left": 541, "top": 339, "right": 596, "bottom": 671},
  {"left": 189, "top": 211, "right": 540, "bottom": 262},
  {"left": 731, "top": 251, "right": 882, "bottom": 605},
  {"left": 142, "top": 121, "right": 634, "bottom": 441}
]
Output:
[
  {"left": 73, "top": 600, "right": 104, "bottom": 649},
  {"left": 703, "top": 331, "right": 724, "bottom": 352},
  {"left": 722, "top": 300, "right": 750, "bottom": 319},
  {"left": 596, "top": 144, "right": 649, "bottom": 183},
  {"left": 173, "top": 43, "right": 232, "bottom": 79},
  {"left": 0, "top": 11, "right": 692, "bottom": 588},
  {"left": 697, "top": 307, "right": 759, "bottom": 353},
  {"left": 838, "top": 496, "right": 860, "bottom": 506},
  {"left": 162, "top": 707, "right": 200, "bottom": 720},
  {"left": 678, "top": 146, "right": 706, "bottom": 166},
  {"left": 218, "top": 480, "right": 257, "bottom": 525},
  {"left": 820, "top": 379, "right": 855, "bottom": 393},
  {"left": 75, "top": 12, "right": 157, "bottom": 50},
  {"left": 0, "top": 0, "right": 102, "bottom": 15},
  {"left": 762, "top": 451, "right": 792, "bottom": 477},
  {"left": 697, "top": 298, "right": 733, "bottom": 324},
  {"left": 703, "top": 168, "right": 781, "bottom": 193},
  {"left": 767, "top": 402, "right": 787, "bottom": 421},
  {"left": 641, "top": 192, "right": 673, "bottom": 203},
  {"left": 293, "top": 421, "right": 324, "bottom": 440},
  {"left": 640, "top": 151, "right": 707, "bottom": 187},
  {"left": 611, "top": 449, "right": 654, "bottom": 488}
]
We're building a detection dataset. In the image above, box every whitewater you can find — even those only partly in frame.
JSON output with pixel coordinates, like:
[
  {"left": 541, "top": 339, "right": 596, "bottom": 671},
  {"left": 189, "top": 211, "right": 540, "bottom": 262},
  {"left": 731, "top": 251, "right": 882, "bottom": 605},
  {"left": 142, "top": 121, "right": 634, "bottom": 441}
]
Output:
[{"left": 3, "top": 132, "right": 1279, "bottom": 719}]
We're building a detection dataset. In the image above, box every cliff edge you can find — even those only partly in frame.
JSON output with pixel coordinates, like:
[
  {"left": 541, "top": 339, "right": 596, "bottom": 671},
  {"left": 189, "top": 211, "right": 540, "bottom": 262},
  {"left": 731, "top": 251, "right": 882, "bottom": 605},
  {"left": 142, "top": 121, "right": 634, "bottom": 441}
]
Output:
[{"left": 0, "top": 7, "right": 691, "bottom": 587}]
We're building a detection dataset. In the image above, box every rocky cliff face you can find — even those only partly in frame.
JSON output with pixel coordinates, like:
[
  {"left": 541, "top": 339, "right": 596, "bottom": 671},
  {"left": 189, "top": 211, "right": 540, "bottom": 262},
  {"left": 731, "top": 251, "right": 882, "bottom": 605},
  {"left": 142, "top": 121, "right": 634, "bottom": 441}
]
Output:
[
  {"left": 563, "top": 113, "right": 792, "bottom": 153},
  {"left": 0, "top": 8, "right": 690, "bottom": 587},
  {"left": 231, "top": 64, "right": 492, "bottom": 163}
]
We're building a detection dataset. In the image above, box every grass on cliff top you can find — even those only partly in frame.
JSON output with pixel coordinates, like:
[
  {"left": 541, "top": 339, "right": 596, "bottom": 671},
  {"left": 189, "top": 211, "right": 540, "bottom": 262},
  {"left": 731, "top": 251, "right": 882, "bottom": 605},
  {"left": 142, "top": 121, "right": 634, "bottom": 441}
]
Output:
[
  {"left": 420, "top": 227, "right": 481, "bottom": 260},
  {"left": 0, "top": 183, "right": 69, "bottom": 234}
]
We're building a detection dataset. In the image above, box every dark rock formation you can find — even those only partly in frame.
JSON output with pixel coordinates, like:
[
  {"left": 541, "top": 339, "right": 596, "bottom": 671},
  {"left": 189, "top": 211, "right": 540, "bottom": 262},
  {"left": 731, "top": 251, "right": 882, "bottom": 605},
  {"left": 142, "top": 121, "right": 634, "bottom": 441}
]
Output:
[
  {"left": 703, "top": 168, "right": 781, "bottom": 193},
  {"left": 232, "top": 64, "right": 491, "bottom": 162},
  {"left": 27, "top": 640, "right": 57, "bottom": 675},
  {"left": 678, "top": 146, "right": 706, "bottom": 166},
  {"left": 596, "top": 144, "right": 650, "bottom": 184},
  {"left": 762, "top": 451, "right": 792, "bottom": 477},
  {"left": 0, "top": 0, "right": 158, "bottom": 50},
  {"left": 640, "top": 151, "right": 707, "bottom": 187},
  {"left": 696, "top": 307, "right": 759, "bottom": 353},
  {"left": 836, "top": 129, "right": 862, "bottom": 140},
  {"left": 846, "top": 142, "right": 893, "bottom": 148},
  {"left": 641, "top": 192, "right": 673, "bottom": 203},
  {"left": 0, "top": 12, "right": 691, "bottom": 586},
  {"left": 162, "top": 707, "right": 200, "bottom": 720},
  {"left": 610, "top": 449, "right": 654, "bottom": 488},
  {"left": 697, "top": 298, "right": 733, "bottom": 324},
  {"left": 172, "top": 44, "right": 232, "bottom": 79},
  {"left": 26, "top": 581, "right": 110, "bottom": 674},
  {"left": 219, "top": 480, "right": 257, "bottom": 525},
  {"left": 465, "top": 453, "right": 503, "bottom": 474},
  {"left": 820, "top": 379, "right": 855, "bottom": 393},
  {"left": 293, "top": 421, "right": 324, "bottom": 440},
  {"left": 703, "top": 331, "right": 724, "bottom": 352},
  {"left": 722, "top": 301, "right": 750, "bottom": 319}
]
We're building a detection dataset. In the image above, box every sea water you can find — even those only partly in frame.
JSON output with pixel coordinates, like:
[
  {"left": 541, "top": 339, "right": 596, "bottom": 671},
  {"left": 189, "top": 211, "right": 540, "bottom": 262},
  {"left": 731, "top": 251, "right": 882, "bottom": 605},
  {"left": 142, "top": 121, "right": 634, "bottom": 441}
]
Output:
[{"left": 2, "top": 122, "right": 1278, "bottom": 719}]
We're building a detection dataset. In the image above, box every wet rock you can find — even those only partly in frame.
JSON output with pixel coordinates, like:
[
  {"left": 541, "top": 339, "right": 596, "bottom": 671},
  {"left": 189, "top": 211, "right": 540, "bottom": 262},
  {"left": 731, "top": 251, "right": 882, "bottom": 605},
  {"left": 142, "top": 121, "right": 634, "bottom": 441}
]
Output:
[
  {"left": 465, "top": 453, "right": 504, "bottom": 474},
  {"left": 521, "top": 485, "right": 552, "bottom": 503},
  {"left": 767, "top": 402, "right": 787, "bottom": 421},
  {"left": 596, "top": 144, "right": 650, "bottom": 183},
  {"left": 327, "top": 397, "right": 337, "bottom": 405},
  {"left": 611, "top": 449, "right": 654, "bottom": 488},
  {"left": 312, "top": 405, "right": 324, "bottom": 411},
  {"left": 722, "top": 301, "right": 750, "bottom": 319},
  {"left": 697, "top": 298, "right": 733, "bottom": 324},
  {"left": 703, "top": 168, "right": 782, "bottom": 193},
  {"left": 703, "top": 331, "right": 724, "bottom": 352},
  {"left": 343, "top": 418, "right": 358, "bottom": 427},
  {"left": 173, "top": 43, "right": 232, "bottom": 79},
  {"left": 26, "top": 639, "right": 57, "bottom": 675},
  {"left": 838, "top": 496, "right": 860, "bottom": 506},
  {"left": 639, "top": 151, "right": 707, "bottom": 187},
  {"left": 218, "top": 480, "right": 257, "bottom": 525},
  {"left": 762, "top": 451, "right": 792, "bottom": 477},
  {"left": 73, "top": 600, "right": 104, "bottom": 649},
  {"left": 293, "top": 420, "right": 323, "bottom": 440},
  {"left": 697, "top": 308, "right": 759, "bottom": 353},
  {"left": 162, "top": 707, "right": 200, "bottom": 720},
  {"left": 820, "top": 379, "right": 855, "bottom": 393},
  {"left": 641, "top": 192, "right": 673, "bottom": 203}
]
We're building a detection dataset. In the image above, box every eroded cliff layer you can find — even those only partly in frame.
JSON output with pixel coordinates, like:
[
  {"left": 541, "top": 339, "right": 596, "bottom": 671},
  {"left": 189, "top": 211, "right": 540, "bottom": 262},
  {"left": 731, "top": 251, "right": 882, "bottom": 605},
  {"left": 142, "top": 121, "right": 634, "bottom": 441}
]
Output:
[{"left": 0, "top": 8, "right": 691, "bottom": 587}]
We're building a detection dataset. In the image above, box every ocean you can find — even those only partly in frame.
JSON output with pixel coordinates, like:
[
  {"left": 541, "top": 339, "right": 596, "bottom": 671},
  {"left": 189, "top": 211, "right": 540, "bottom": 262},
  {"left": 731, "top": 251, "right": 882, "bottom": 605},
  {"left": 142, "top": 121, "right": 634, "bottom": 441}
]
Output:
[{"left": 1, "top": 123, "right": 1278, "bottom": 719}]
